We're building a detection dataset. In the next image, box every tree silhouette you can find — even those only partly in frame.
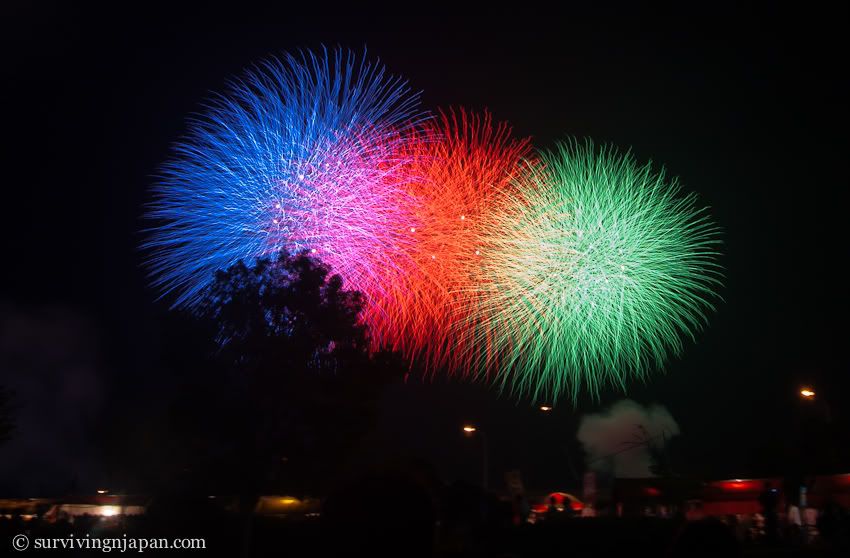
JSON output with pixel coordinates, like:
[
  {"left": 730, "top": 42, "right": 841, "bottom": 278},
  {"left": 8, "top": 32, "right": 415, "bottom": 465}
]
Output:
[{"left": 167, "top": 250, "right": 405, "bottom": 498}]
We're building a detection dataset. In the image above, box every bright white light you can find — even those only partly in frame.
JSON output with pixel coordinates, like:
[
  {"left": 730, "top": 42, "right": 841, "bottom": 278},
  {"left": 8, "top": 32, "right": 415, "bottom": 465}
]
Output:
[{"left": 100, "top": 506, "right": 120, "bottom": 517}]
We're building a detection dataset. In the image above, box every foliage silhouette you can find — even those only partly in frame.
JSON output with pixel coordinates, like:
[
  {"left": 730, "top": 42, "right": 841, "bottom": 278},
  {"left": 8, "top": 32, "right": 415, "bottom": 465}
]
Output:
[{"left": 163, "top": 250, "right": 406, "bottom": 498}]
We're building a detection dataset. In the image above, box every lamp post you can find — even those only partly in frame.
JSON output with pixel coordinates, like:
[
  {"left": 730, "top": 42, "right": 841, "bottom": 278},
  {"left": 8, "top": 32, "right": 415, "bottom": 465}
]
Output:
[
  {"left": 794, "top": 383, "right": 829, "bottom": 539},
  {"left": 463, "top": 424, "right": 489, "bottom": 491}
]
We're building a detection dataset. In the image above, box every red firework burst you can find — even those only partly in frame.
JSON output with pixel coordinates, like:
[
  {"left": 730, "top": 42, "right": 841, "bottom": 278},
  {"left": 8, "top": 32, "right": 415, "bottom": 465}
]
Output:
[{"left": 365, "top": 109, "right": 534, "bottom": 372}]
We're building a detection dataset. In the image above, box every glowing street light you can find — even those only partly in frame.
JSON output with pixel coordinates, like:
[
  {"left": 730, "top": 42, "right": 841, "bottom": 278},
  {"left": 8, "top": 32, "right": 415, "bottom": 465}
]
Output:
[
  {"left": 540, "top": 405, "right": 553, "bottom": 412},
  {"left": 462, "top": 424, "right": 488, "bottom": 489},
  {"left": 800, "top": 388, "right": 815, "bottom": 399}
]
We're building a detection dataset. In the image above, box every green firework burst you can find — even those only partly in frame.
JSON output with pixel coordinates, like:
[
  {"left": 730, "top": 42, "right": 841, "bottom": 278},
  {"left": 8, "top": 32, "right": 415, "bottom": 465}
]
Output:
[{"left": 458, "top": 140, "right": 723, "bottom": 401}]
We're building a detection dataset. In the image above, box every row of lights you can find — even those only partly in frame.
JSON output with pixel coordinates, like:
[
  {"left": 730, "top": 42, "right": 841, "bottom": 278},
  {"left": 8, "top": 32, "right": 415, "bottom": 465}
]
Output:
[
  {"left": 462, "top": 405, "right": 553, "bottom": 434},
  {"left": 462, "top": 387, "right": 816, "bottom": 437}
]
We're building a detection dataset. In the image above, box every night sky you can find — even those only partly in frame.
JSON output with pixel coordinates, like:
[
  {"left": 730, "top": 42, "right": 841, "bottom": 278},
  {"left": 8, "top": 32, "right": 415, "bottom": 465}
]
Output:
[{"left": 2, "top": 4, "right": 848, "bottom": 494}]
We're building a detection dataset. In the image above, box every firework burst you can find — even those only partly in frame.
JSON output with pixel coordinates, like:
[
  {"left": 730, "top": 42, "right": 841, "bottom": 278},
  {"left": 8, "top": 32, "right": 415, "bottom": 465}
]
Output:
[
  {"left": 366, "top": 109, "right": 533, "bottom": 365},
  {"left": 145, "top": 49, "right": 723, "bottom": 401},
  {"left": 145, "top": 48, "right": 422, "bottom": 308},
  {"left": 459, "top": 141, "right": 723, "bottom": 400}
]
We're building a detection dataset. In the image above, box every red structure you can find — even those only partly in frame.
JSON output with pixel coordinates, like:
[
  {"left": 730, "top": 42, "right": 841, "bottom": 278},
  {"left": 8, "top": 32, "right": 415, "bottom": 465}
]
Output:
[
  {"left": 702, "top": 478, "right": 784, "bottom": 515},
  {"left": 608, "top": 473, "right": 850, "bottom": 517},
  {"left": 805, "top": 473, "right": 850, "bottom": 509},
  {"left": 693, "top": 474, "right": 850, "bottom": 516}
]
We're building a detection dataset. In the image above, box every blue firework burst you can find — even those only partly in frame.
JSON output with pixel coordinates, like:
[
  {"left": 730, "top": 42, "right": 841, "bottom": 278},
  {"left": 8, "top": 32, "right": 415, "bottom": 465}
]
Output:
[{"left": 145, "top": 48, "right": 423, "bottom": 308}]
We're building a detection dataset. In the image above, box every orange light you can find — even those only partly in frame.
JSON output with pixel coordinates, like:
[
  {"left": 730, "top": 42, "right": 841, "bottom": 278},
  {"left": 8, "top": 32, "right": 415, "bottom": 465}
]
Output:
[
  {"left": 539, "top": 405, "right": 553, "bottom": 412},
  {"left": 800, "top": 388, "right": 815, "bottom": 399},
  {"left": 462, "top": 425, "right": 477, "bottom": 433}
]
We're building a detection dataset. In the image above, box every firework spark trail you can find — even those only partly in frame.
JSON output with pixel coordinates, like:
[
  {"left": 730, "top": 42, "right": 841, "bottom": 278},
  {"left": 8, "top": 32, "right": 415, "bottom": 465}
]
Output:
[
  {"left": 145, "top": 48, "right": 423, "bottom": 309},
  {"left": 366, "top": 109, "right": 534, "bottom": 366},
  {"left": 457, "top": 141, "right": 723, "bottom": 400}
]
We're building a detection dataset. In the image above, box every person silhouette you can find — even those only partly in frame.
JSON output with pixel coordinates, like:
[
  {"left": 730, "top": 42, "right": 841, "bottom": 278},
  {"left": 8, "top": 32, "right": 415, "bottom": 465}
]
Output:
[{"left": 758, "top": 481, "right": 779, "bottom": 543}]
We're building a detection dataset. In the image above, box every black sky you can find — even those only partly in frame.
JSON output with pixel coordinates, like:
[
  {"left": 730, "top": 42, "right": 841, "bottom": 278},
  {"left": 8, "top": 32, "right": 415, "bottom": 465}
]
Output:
[{"left": 2, "top": 3, "right": 848, "bottom": 493}]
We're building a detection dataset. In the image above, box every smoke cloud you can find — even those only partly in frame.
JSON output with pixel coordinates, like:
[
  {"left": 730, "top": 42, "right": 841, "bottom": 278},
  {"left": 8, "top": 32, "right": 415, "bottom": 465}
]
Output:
[{"left": 577, "top": 399, "right": 679, "bottom": 478}]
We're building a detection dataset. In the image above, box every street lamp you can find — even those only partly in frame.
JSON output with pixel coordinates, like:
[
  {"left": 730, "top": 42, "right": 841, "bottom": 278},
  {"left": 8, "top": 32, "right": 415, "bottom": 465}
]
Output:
[
  {"left": 795, "top": 385, "right": 820, "bottom": 515},
  {"left": 462, "top": 424, "right": 488, "bottom": 490},
  {"left": 539, "top": 405, "right": 553, "bottom": 412}
]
